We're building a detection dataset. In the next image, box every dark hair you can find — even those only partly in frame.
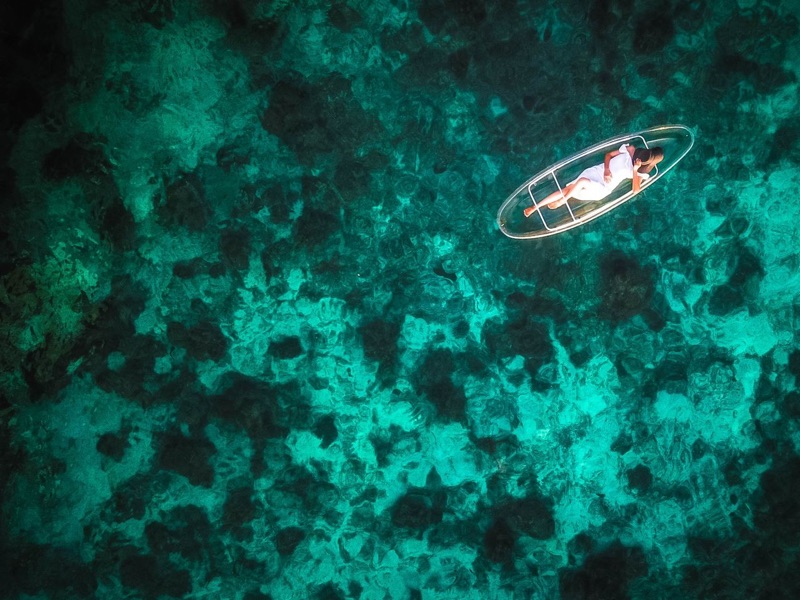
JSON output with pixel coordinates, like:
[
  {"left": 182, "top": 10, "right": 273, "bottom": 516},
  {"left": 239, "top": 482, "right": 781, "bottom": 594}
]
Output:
[{"left": 633, "top": 146, "right": 664, "bottom": 166}]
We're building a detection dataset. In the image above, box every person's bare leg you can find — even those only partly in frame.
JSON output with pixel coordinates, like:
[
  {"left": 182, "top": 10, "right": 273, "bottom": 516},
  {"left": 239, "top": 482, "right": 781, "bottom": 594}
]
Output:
[
  {"left": 523, "top": 179, "right": 588, "bottom": 217},
  {"left": 523, "top": 185, "right": 571, "bottom": 217}
]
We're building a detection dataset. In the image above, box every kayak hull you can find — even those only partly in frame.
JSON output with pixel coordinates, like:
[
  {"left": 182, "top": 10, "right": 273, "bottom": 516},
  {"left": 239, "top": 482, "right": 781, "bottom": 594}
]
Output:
[{"left": 497, "top": 125, "right": 695, "bottom": 239}]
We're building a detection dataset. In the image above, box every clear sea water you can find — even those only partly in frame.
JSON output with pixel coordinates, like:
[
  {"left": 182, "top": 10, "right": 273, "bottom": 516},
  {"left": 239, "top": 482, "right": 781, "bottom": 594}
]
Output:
[{"left": 2, "top": 0, "right": 800, "bottom": 598}]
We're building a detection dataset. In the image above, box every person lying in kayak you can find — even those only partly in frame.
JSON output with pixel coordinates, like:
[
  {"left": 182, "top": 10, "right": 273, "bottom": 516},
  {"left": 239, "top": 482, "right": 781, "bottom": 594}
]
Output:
[{"left": 523, "top": 145, "right": 664, "bottom": 217}]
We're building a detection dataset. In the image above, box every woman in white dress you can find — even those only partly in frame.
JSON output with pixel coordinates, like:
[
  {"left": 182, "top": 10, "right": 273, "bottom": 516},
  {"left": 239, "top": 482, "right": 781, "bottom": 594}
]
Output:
[{"left": 523, "top": 145, "right": 664, "bottom": 217}]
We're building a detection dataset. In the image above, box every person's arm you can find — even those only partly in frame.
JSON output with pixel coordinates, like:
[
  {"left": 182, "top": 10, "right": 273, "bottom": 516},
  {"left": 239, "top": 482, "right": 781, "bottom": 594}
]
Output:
[{"left": 632, "top": 158, "right": 642, "bottom": 193}]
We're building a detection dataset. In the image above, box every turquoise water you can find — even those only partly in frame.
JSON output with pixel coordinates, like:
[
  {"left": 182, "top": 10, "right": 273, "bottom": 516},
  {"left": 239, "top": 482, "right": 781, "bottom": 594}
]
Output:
[{"left": 2, "top": 0, "right": 800, "bottom": 598}]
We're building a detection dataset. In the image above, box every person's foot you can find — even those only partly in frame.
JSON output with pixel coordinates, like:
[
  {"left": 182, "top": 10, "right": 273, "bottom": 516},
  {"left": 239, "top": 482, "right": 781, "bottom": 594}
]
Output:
[{"left": 523, "top": 206, "right": 536, "bottom": 218}]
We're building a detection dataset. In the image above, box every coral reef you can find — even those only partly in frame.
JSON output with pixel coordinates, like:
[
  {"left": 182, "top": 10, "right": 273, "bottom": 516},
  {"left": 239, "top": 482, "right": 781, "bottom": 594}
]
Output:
[{"left": 4, "top": 0, "right": 800, "bottom": 598}]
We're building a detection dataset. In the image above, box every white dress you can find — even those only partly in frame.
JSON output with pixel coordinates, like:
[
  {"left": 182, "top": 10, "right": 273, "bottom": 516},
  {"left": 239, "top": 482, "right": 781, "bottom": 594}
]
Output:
[{"left": 571, "top": 144, "right": 634, "bottom": 201}]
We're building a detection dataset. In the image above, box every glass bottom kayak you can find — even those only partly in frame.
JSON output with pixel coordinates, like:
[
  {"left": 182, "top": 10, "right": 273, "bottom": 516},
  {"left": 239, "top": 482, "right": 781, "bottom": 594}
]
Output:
[{"left": 497, "top": 125, "right": 695, "bottom": 240}]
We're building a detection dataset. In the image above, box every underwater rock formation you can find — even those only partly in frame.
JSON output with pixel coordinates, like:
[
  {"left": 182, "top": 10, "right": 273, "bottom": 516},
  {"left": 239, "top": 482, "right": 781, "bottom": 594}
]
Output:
[{"left": 4, "top": 0, "right": 800, "bottom": 599}]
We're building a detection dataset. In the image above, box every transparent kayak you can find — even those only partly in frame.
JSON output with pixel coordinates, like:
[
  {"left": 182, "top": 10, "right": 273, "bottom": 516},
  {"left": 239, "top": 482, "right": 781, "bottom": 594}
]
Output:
[{"left": 497, "top": 124, "right": 695, "bottom": 239}]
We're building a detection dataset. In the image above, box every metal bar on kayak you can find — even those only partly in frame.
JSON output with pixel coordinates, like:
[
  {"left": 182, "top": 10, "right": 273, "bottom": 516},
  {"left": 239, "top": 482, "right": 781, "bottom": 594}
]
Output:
[
  {"left": 527, "top": 181, "right": 555, "bottom": 231},
  {"left": 552, "top": 171, "right": 578, "bottom": 223}
]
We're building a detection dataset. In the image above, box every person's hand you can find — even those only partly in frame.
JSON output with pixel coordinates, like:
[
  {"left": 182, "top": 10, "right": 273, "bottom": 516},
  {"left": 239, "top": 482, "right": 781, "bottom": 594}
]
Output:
[
  {"left": 634, "top": 158, "right": 642, "bottom": 168},
  {"left": 603, "top": 167, "right": 612, "bottom": 183}
]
